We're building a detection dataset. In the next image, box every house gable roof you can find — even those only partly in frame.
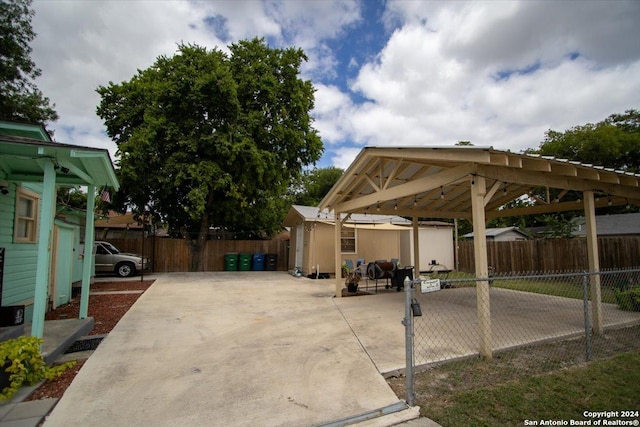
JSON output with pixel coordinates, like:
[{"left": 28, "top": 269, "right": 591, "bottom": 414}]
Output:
[
  {"left": 0, "top": 127, "right": 119, "bottom": 190},
  {"left": 0, "top": 121, "right": 52, "bottom": 142}
]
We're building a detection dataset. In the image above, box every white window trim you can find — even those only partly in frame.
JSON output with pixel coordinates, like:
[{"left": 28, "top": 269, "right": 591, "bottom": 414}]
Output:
[
  {"left": 340, "top": 227, "right": 357, "bottom": 254},
  {"left": 14, "top": 187, "right": 40, "bottom": 243}
]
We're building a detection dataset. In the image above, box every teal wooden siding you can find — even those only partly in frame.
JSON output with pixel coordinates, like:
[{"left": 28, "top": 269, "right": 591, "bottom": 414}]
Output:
[{"left": 0, "top": 182, "right": 40, "bottom": 322}]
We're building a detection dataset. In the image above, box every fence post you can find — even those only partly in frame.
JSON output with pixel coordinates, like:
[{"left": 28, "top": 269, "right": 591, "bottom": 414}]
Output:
[
  {"left": 402, "top": 276, "right": 415, "bottom": 406},
  {"left": 582, "top": 272, "right": 592, "bottom": 361}
]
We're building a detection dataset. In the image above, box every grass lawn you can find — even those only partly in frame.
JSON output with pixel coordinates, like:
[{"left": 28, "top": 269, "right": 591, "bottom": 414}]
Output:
[
  {"left": 388, "top": 326, "right": 640, "bottom": 427},
  {"left": 442, "top": 272, "right": 619, "bottom": 304}
]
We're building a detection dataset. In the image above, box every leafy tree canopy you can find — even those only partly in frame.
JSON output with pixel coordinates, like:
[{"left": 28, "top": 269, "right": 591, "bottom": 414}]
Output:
[
  {"left": 0, "top": 0, "right": 57, "bottom": 124},
  {"left": 531, "top": 109, "right": 640, "bottom": 173},
  {"left": 505, "top": 109, "right": 640, "bottom": 236},
  {"left": 97, "top": 39, "right": 323, "bottom": 269},
  {"left": 291, "top": 166, "right": 343, "bottom": 206}
]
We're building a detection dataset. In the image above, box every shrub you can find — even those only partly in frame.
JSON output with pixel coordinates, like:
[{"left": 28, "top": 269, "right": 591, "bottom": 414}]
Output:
[
  {"left": 0, "top": 336, "right": 76, "bottom": 401},
  {"left": 615, "top": 285, "right": 640, "bottom": 312}
]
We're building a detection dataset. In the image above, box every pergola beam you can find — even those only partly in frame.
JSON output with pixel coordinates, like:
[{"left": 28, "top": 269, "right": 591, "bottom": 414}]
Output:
[{"left": 333, "top": 163, "right": 475, "bottom": 213}]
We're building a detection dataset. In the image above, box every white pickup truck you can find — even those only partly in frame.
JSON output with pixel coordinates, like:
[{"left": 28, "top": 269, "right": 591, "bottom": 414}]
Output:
[{"left": 93, "top": 241, "right": 151, "bottom": 277}]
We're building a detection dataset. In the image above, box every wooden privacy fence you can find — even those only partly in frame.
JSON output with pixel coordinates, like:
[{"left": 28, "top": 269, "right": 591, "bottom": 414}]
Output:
[
  {"left": 458, "top": 236, "right": 640, "bottom": 273},
  {"left": 107, "top": 237, "right": 289, "bottom": 272}
]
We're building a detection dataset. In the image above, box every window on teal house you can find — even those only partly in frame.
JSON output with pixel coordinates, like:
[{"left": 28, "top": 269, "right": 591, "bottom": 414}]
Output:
[{"left": 14, "top": 187, "right": 39, "bottom": 243}]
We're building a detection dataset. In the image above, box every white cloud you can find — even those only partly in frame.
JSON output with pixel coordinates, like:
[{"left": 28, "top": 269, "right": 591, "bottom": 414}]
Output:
[
  {"left": 331, "top": 146, "right": 362, "bottom": 170},
  {"left": 25, "top": 0, "right": 640, "bottom": 172},
  {"left": 312, "top": 83, "right": 355, "bottom": 144},
  {"left": 31, "top": 0, "right": 227, "bottom": 158},
  {"left": 327, "top": 0, "right": 640, "bottom": 164}
]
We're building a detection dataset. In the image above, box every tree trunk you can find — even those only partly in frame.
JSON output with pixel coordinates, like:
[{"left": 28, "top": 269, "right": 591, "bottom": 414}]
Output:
[{"left": 181, "top": 192, "right": 215, "bottom": 272}]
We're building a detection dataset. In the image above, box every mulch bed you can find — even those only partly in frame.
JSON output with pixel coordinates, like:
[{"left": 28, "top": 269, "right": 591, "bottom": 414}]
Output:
[
  {"left": 25, "top": 280, "right": 155, "bottom": 401},
  {"left": 45, "top": 280, "right": 154, "bottom": 335}
]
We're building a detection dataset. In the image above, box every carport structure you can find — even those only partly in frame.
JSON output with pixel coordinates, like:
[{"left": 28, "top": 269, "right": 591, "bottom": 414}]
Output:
[{"left": 318, "top": 146, "right": 640, "bottom": 358}]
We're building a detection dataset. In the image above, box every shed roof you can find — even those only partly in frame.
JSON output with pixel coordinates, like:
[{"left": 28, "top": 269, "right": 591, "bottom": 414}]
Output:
[
  {"left": 283, "top": 204, "right": 412, "bottom": 227},
  {"left": 318, "top": 146, "right": 640, "bottom": 219}
]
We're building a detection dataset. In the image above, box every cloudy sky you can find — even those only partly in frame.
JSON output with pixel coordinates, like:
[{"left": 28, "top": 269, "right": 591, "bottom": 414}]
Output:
[{"left": 30, "top": 0, "right": 640, "bottom": 169}]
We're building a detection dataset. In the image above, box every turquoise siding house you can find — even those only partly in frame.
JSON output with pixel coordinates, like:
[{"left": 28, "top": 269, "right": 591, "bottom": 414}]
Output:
[{"left": 0, "top": 121, "right": 119, "bottom": 338}]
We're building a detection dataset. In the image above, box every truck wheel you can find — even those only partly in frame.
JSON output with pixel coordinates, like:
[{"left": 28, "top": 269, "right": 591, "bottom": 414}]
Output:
[{"left": 116, "top": 262, "right": 136, "bottom": 278}]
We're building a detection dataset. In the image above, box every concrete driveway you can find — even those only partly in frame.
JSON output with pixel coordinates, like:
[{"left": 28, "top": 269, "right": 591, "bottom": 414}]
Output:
[
  {"left": 44, "top": 273, "right": 408, "bottom": 427},
  {"left": 44, "top": 272, "right": 640, "bottom": 426}
]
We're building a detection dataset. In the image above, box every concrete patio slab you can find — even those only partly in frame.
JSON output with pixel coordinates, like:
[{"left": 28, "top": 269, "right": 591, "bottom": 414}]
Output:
[{"left": 334, "top": 286, "right": 640, "bottom": 375}]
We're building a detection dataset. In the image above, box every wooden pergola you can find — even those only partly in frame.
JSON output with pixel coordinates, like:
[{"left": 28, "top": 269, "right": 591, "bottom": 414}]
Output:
[{"left": 317, "top": 146, "right": 640, "bottom": 358}]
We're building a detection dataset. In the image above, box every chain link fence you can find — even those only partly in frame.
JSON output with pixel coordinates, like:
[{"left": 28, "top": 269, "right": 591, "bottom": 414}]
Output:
[{"left": 402, "top": 268, "right": 640, "bottom": 405}]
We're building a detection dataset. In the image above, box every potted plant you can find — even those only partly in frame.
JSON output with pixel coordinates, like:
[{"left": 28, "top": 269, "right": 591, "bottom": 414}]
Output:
[
  {"left": 344, "top": 268, "right": 361, "bottom": 293},
  {"left": 0, "top": 336, "right": 76, "bottom": 401}
]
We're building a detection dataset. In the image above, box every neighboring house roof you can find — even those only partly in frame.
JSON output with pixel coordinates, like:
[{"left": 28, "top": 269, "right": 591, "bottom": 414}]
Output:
[
  {"left": 573, "top": 212, "right": 640, "bottom": 236},
  {"left": 95, "top": 211, "right": 144, "bottom": 229},
  {"left": 463, "top": 226, "right": 529, "bottom": 239}
]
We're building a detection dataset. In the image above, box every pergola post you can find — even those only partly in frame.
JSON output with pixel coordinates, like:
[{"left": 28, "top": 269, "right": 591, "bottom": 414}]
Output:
[
  {"left": 471, "top": 175, "right": 492, "bottom": 359},
  {"left": 334, "top": 210, "right": 343, "bottom": 298},
  {"left": 412, "top": 216, "right": 420, "bottom": 275},
  {"left": 583, "top": 190, "right": 603, "bottom": 334}
]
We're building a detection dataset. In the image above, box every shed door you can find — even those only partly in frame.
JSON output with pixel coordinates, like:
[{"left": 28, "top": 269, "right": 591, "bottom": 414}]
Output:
[{"left": 295, "top": 225, "right": 304, "bottom": 269}]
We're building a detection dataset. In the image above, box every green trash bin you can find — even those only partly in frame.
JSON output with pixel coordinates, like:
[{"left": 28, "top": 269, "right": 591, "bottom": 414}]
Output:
[
  {"left": 224, "top": 253, "right": 238, "bottom": 271},
  {"left": 238, "top": 253, "right": 252, "bottom": 271}
]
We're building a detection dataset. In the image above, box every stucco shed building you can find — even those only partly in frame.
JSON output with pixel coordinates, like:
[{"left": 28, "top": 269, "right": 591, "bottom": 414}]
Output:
[{"left": 283, "top": 205, "right": 454, "bottom": 276}]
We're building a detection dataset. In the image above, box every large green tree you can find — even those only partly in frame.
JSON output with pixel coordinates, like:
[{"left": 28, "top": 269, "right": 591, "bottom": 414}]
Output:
[
  {"left": 292, "top": 166, "right": 343, "bottom": 206},
  {"left": 0, "top": 0, "right": 57, "bottom": 124},
  {"left": 97, "top": 39, "right": 322, "bottom": 270}
]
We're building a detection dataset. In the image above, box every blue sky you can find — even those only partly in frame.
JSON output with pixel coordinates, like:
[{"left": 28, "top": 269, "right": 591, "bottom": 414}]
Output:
[{"left": 30, "top": 0, "right": 640, "bottom": 170}]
